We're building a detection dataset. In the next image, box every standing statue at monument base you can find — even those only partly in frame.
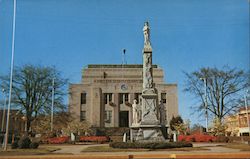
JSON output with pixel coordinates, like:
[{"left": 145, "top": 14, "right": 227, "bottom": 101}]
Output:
[{"left": 132, "top": 99, "right": 139, "bottom": 125}]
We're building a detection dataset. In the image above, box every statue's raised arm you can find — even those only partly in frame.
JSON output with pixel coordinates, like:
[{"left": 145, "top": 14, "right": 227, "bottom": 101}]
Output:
[{"left": 143, "top": 22, "right": 150, "bottom": 46}]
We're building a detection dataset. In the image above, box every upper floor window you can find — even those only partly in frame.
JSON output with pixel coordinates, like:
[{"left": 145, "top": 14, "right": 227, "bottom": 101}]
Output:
[
  {"left": 124, "top": 93, "right": 129, "bottom": 102},
  {"left": 119, "top": 93, "right": 129, "bottom": 104},
  {"left": 80, "top": 111, "right": 86, "bottom": 121},
  {"left": 81, "top": 93, "right": 87, "bottom": 104},
  {"left": 104, "top": 93, "right": 113, "bottom": 104}
]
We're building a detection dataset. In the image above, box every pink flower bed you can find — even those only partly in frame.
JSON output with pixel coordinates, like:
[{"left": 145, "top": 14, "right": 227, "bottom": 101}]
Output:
[
  {"left": 178, "top": 134, "right": 217, "bottom": 142},
  {"left": 79, "top": 136, "right": 110, "bottom": 143}
]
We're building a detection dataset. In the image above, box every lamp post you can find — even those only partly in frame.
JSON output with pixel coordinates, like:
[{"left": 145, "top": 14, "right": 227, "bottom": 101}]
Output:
[
  {"left": 4, "top": 0, "right": 16, "bottom": 151},
  {"left": 244, "top": 90, "right": 250, "bottom": 135},
  {"left": 1, "top": 89, "right": 7, "bottom": 132},
  {"left": 21, "top": 116, "right": 27, "bottom": 133},
  {"left": 200, "top": 77, "right": 208, "bottom": 132}
]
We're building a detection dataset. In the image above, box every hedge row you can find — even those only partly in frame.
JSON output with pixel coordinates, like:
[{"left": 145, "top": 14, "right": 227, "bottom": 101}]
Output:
[
  {"left": 109, "top": 142, "right": 192, "bottom": 149},
  {"left": 79, "top": 136, "right": 110, "bottom": 143},
  {"left": 178, "top": 134, "right": 217, "bottom": 142},
  {"left": 178, "top": 134, "right": 229, "bottom": 142},
  {"left": 45, "top": 136, "right": 110, "bottom": 144},
  {"left": 47, "top": 136, "right": 69, "bottom": 144}
]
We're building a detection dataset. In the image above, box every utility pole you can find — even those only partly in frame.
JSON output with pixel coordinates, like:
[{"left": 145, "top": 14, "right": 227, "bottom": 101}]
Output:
[
  {"left": 1, "top": 89, "right": 7, "bottom": 132},
  {"left": 51, "top": 78, "right": 55, "bottom": 132},
  {"left": 200, "top": 77, "right": 208, "bottom": 132}
]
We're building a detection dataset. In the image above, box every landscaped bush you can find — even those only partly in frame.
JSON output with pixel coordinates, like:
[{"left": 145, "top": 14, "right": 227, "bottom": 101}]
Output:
[
  {"left": 215, "top": 136, "right": 229, "bottom": 143},
  {"left": 79, "top": 136, "right": 110, "bottom": 143},
  {"left": 29, "top": 142, "right": 39, "bottom": 149},
  {"left": 178, "top": 134, "right": 217, "bottom": 142},
  {"left": 47, "top": 136, "right": 69, "bottom": 144},
  {"left": 18, "top": 136, "right": 31, "bottom": 149},
  {"left": 185, "top": 135, "right": 196, "bottom": 142},
  {"left": 109, "top": 142, "right": 192, "bottom": 149},
  {"left": 11, "top": 141, "right": 19, "bottom": 149}
]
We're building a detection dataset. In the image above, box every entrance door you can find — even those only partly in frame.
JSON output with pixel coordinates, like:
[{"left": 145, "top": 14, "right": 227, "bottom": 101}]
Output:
[{"left": 119, "top": 111, "right": 129, "bottom": 127}]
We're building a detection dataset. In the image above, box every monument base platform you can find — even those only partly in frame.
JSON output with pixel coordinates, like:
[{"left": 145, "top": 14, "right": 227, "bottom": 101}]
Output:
[{"left": 130, "top": 124, "right": 165, "bottom": 142}]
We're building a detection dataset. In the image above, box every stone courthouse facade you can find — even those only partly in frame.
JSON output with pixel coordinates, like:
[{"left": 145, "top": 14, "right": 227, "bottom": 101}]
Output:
[{"left": 69, "top": 64, "right": 178, "bottom": 129}]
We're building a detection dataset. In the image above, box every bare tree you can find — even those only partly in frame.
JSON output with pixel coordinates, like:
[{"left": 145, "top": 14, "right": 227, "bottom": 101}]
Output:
[
  {"left": 32, "top": 111, "right": 72, "bottom": 136},
  {"left": 0, "top": 64, "right": 68, "bottom": 132},
  {"left": 184, "top": 66, "right": 248, "bottom": 123}
]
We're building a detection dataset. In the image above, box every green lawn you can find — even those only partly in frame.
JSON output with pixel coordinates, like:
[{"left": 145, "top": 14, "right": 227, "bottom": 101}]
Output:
[
  {"left": 221, "top": 143, "right": 250, "bottom": 151},
  {"left": 0, "top": 146, "right": 61, "bottom": 156}
]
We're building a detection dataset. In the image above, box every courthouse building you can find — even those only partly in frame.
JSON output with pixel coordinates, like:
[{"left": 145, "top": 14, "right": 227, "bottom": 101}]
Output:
[{"left": 69, "top": 64, "right": 178, "bottom": 129}]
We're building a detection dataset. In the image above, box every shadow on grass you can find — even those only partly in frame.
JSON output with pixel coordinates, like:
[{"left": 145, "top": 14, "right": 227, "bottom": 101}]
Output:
[
  {"left": 0, "top": 146, "right": 63, "bottom": 156},
  {"left": 81, "top": 145, "right": 209, "bottom": 152}
]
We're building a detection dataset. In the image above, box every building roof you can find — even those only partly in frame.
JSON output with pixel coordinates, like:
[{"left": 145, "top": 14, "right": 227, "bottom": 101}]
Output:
[
  {"left": 87, "top": 64, "right": 158, "bottom": 68},
  {"left": 238, "top": 106, "right": 250, "bottom": 111}
]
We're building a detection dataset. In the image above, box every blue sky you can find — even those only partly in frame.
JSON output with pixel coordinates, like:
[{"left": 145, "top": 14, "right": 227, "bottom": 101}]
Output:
[{"left": 0, "top": 0, "right": 249, "bottom": 126}]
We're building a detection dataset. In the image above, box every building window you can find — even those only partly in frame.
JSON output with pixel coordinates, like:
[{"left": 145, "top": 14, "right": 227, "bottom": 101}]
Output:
[
  {"left": 134, "top": 93, "right": 141, "bottom": 104},
  {"left": 104, "top": 93, "right": 112, "bottom": 104},
  {"left": 81, "top": 93, "right": 86, "bottom": 104},
  {"left": 80, "top": 111, "right": 86, "bottom": 121},
  {"left": 124, "top": 93, "right": 129, "bottom": 102},
  {"left": 119, "top": 93, "right": 129, "bottom": 104},
  {"left": 103, "top": 72, "right": 107, "bottom": 79},
  {"left": 119, "top": 93, "right": 123, "bottom": 104},
  {"left": 161, "top": 93, "right": 166, "bottom": 103},
  {"left": 104, "top": 110, "right": 112, "bottom": 123}
]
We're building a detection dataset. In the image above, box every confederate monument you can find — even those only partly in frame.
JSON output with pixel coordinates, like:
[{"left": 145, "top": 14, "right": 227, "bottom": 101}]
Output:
[{"left": 130, "top": 22, "right": 165, "bottom": 142}]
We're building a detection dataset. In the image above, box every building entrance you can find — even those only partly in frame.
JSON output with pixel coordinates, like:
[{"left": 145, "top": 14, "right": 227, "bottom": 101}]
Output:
[{"left": 119, "top": 111, "right": 129, "bottom": 127}]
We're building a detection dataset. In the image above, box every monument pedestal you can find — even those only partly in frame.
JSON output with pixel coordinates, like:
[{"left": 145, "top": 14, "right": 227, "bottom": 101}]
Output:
[
  {"left": 130, "top": 124, "right": 165, "bottom": 142},
  {"left": 130, "top": 92, "right": 165, "bottom": 142}
]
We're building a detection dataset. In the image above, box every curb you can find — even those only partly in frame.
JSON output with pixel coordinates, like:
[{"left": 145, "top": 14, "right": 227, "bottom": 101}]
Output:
[{"left": 1, "top": 153, "right": 250, "bottom": 159}]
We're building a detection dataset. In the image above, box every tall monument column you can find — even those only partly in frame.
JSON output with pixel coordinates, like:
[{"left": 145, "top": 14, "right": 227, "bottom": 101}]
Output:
[
  {"left": 130, "top": 22, "right": 165, "bottom": 142},
  {"left": 141, "top": 22, "right": 159, "bottom": 125}
]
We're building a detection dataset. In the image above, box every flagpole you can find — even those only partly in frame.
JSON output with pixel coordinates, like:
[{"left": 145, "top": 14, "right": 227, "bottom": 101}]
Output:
[{"left": 4, "top": 0, "right": 16, "bottom": 151}]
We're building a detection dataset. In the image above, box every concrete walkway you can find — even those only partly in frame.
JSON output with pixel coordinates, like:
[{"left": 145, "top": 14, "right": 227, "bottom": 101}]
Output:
[{"left": 49, "top": 144, "right": 107, "bottom": 154}]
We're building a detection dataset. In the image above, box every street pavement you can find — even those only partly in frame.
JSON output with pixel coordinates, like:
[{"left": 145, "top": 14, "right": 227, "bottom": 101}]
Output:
[{"left": 1, "top": 143, "right": 250, "bottom": 159}]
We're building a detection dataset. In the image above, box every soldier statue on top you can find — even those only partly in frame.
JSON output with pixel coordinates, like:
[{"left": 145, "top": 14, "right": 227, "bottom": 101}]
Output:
[{"left": 143, "top": 22, "right": 151, "bottom": 46}]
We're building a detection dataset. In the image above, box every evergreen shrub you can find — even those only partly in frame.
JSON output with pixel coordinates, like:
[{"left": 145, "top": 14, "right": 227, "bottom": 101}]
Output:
[
  {"left": 29, "top": 142, "right": 39, "bottom": 149},
  {"left": 18, "top": 136, "right": 31, "bottom": 149},
  {"left": 11, "top": 141, "right": 19, "bottom": 149}
]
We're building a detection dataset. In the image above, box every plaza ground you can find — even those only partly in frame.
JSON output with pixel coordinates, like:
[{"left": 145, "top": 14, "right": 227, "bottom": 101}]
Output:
[{"left": 1, "top": 143, "right": 250, "bottom": 158}]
